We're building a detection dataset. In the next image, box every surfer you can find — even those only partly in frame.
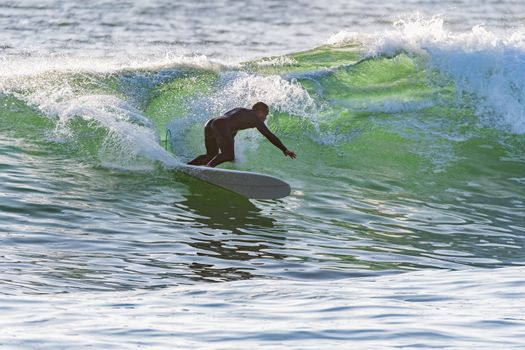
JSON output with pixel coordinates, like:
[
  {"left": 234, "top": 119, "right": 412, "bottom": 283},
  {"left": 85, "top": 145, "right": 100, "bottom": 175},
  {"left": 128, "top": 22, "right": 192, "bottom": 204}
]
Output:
[{"left": 188, "top": 102, "right": 297, "bottom": 167}]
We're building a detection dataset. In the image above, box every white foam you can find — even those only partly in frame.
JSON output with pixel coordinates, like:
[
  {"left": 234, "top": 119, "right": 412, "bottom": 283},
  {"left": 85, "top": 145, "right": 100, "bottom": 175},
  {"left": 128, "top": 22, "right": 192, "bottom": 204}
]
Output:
[
  {"left": 4, "top": 69, "right": 180, "bottom": 170},
  {"left": 325, "top": 30, "right": 364, "bottom": 47},
  {"left": 0, "top": 51, "right": 224, "bottom": 81},
  {"left": 255, "top": 56, "right": 297, "bottom": 67},
  {"left": 213, "top": 72, "right": 316, "bottom": 117},
  {"left": 328, "top": 16, "right": 525, "bottom": 134}
]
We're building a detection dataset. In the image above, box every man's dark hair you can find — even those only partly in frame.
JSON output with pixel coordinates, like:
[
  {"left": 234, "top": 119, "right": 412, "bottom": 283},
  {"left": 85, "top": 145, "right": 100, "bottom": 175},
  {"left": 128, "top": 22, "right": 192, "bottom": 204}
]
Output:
[{"left": 252, "top": 102, "right": 269, "bottom": 114}]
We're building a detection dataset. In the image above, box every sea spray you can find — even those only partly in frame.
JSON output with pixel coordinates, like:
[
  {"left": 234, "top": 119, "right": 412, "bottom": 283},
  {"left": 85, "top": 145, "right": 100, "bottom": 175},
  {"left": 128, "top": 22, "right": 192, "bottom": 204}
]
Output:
[
  {"left": 328, "top": 16, "right": 525, "bottom": 134},
  {"left": 166, "top": 71, "right": 318, "bottom": 163},
  {"left": 0, "top": 54, "right": 224, "bottom": 170}
]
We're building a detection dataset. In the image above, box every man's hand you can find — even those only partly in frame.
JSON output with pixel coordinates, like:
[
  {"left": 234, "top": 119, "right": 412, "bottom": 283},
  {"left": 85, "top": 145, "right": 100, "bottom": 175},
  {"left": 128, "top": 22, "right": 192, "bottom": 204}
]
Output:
[{"left": 284, "top": 149, "right": 297, "bottom": 159}]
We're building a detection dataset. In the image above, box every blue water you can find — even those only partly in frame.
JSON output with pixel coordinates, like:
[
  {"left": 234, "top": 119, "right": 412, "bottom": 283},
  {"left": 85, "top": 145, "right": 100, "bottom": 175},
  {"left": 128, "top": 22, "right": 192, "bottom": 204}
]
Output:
[{"left": 1, "top": 1, "right": 525, "bottom": 349}]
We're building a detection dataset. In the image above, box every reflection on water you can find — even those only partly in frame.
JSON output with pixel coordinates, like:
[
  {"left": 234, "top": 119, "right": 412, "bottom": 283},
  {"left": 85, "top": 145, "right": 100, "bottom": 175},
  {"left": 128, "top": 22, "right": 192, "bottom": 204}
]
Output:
[
  {"left": 175, "top": 176, "right": 277, "bottom": 231},
  {"left": 173, "top": 176, "right": 288, "bottom": 282}
]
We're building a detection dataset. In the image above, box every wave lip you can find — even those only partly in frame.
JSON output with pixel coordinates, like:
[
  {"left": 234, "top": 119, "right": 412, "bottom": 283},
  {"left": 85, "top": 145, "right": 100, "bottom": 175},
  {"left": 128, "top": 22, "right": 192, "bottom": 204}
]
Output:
[{"left": 328, "top": 16, "right": 525, "bottom": 134}]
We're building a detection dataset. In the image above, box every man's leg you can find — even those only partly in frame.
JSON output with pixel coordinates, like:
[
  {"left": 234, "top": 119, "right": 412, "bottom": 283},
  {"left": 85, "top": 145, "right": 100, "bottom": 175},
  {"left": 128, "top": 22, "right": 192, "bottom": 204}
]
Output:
[
  {"left": 187, "top": 154, "right": 209, "bottom": 165},
  {"left": 188, "top": 124, "right": 219, "bottom": 165},
  {"left": 206, "top": 124, "right": 234, "bottom": 167}
]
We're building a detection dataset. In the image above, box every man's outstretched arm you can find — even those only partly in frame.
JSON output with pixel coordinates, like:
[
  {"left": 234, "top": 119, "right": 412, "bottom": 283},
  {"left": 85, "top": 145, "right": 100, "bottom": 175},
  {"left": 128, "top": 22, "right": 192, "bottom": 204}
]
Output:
[{"left": 256, "top": 123, "right": 296, "bottom": 159}]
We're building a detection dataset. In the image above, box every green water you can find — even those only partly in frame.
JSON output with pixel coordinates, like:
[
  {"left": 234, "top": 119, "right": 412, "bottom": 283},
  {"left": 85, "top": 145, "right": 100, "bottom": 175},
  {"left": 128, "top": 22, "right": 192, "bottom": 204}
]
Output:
[{"left": 0, "top": 44, "right": 524, "bottom": 290}]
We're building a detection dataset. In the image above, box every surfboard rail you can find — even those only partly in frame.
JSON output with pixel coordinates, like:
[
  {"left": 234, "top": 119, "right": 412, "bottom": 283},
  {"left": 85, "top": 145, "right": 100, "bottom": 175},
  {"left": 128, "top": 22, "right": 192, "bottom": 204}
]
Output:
[{"left": 178, "top": 164, "right": 291, "bottom": 199}]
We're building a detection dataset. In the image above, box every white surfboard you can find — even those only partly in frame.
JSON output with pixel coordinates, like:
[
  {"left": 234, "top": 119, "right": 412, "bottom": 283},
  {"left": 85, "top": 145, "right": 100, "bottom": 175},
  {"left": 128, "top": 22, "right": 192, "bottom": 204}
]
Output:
[{"left": 178, "top": 164, "right": 291, "bottom": 199}]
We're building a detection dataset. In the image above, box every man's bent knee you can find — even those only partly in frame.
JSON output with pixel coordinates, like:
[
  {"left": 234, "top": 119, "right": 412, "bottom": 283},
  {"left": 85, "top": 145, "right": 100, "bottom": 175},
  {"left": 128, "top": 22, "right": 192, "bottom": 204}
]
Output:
[
  {"left": 223, "top": 152, "right": 235, "bottom": 162},
  {"left": 218, "top": 149, "right": 234, "bottom": 161}
]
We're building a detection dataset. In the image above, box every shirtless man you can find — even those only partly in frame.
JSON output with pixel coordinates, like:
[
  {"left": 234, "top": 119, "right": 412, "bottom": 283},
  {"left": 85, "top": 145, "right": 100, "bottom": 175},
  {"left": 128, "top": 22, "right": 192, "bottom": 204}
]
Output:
[{"left": 188, "top": 102, "right": 296, "bottom": 167}]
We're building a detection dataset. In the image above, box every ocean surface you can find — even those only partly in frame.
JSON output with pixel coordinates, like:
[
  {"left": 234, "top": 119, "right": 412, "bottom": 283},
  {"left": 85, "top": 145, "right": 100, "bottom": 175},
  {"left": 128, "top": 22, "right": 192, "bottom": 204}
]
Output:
[{"left": 1, "top": 0, "right": 525, "bottom": 348}]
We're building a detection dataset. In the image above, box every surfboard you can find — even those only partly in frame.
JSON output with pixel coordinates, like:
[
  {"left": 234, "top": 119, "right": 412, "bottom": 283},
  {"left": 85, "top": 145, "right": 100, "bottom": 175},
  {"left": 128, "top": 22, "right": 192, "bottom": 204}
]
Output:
[{"left": 178, "top": 164, "right": 291, "bottom": 199}]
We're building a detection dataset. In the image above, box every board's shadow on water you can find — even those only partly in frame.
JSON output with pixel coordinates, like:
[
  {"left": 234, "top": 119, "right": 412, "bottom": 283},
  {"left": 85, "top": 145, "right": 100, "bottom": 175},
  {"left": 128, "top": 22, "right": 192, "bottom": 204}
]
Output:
[
  {"left": 175, "top": 176, "right": 277, "bottom": 230},
  {"left": 172, "top": 175, "right": 288, "bottom": 282}
]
